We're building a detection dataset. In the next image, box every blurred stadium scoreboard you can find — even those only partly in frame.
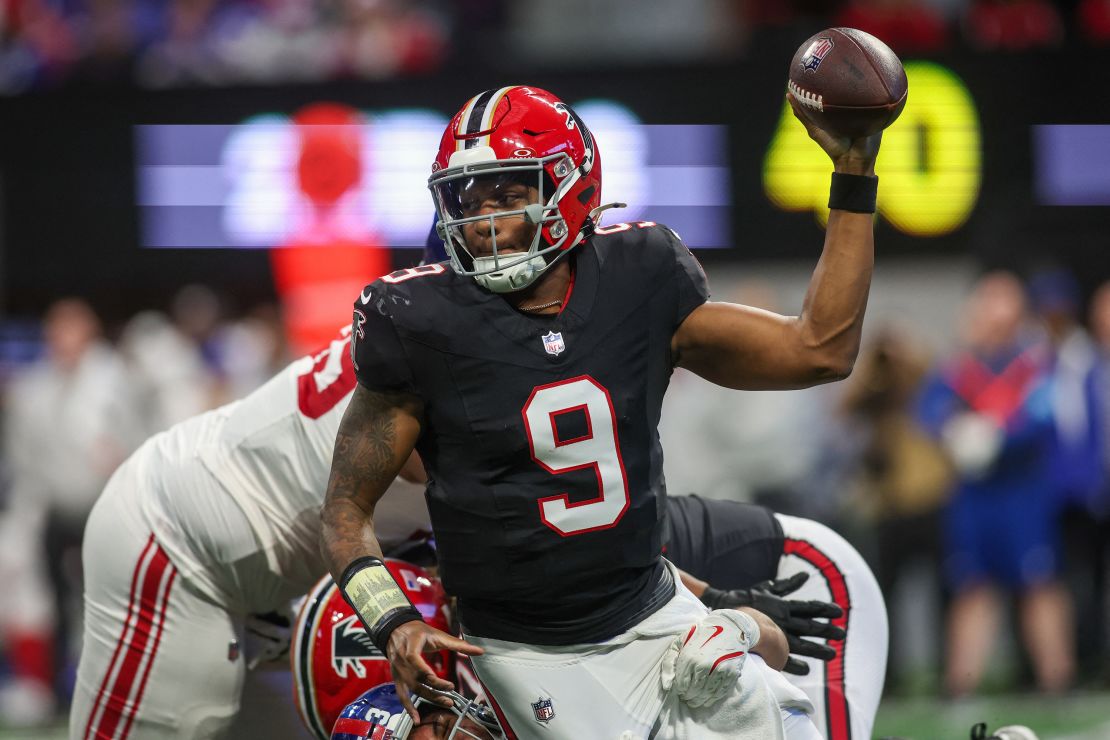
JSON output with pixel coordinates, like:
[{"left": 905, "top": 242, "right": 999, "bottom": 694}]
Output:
[
  {"left": 136, "top": 102, "right": 730, "bottom": 249},
  {"left": 2, "top": 46, "right": 1109, "bottom": 316},
  {"left": 136, "top": 63, "right": 989, "bottom": 251},
  {"left": 765, "top": 61, "right": 981, "bottom": 237}
]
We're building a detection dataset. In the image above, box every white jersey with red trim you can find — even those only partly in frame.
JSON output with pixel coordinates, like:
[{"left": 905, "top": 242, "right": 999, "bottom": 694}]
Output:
[
  {"left": 137, "top": 326, "right": 431, "bottom": 610},
  {"left": 773, "top": 514, "right": 887, "bottom": 740}
]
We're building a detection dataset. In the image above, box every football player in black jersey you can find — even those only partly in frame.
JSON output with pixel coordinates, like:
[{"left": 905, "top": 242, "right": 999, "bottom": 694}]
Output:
[{"left": 321, "top": 85, "right": 881, "bottom": 736}]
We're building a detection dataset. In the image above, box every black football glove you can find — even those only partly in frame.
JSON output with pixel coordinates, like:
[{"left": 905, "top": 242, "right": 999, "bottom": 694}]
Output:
[{"left": 699, "top": 571, "right": 845, "bottom": 676}]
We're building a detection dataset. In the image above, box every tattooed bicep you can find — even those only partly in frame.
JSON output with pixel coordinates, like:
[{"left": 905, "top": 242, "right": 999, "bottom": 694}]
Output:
[
  {"left": 327, "top": 384, "right": 424, "bottom": 506},
  {"left": 340, "top": 384, "right": 423, "bottom": 433}
]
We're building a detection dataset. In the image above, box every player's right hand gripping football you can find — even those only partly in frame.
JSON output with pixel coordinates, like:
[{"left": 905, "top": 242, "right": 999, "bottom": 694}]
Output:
[
  {"left": 387, "top": 620, "right": 484, "bottom": 721},
  {"left": 661, "top": 609, "right": 759, "bottom": 708},
  {"left": 787, "top": 92, "right": 882, "bottom": 175},
  {"left": 700, "top": 572, "right": 845, "bottom": 675}
]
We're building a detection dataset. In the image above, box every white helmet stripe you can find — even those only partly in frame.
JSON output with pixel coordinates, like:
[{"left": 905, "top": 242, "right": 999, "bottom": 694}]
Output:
[
  {"left": 456, "top": 86, "right": 517, "bottom": 151},
  {"left": 474, "top": 86, "right": 516, "bottom": 148},
  {"left": 455, "top": 92, "right": 483, "bottom": 151}
]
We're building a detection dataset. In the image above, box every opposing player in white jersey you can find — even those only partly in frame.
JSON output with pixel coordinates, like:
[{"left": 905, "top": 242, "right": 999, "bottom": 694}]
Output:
[
  {"left": 665, "top": 495, "right": 888, "bottom": 740},
  {"left": 71, "top": 326, "right": 430, "bottom": 740}
]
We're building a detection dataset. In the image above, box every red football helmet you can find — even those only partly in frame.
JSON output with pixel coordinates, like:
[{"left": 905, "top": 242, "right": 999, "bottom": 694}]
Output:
[
  {"left": 428, "top": 86, "right": 602, "bottom": 293},
  {"left": 292, "top": 561, "right": 453, "bottom": 740}
]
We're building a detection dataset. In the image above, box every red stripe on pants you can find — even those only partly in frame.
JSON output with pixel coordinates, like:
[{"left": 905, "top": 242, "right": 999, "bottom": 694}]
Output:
[
  {"left": 89, "top": 540, "right": 174, "bottom": 740},
  {"left": 84, "top": 536, "right": 156, "bottom": 740},
  {"left": 784, "top": 537, "right": 852, "bottom": 740},
  {"left": 118, "top": 568, "right": 177, "bottom": 739},
  {"left": 473, "top": 674, "right": 519, "bottom": 740}
]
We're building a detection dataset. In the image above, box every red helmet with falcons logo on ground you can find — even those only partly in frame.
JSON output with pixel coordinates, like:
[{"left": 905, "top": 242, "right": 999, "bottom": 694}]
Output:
[
  {"left": 428, "top": 85, "right": 605, "bottom": 294},
  {"left": 292, "top": 560, "right": 453, "bottom": 740}
]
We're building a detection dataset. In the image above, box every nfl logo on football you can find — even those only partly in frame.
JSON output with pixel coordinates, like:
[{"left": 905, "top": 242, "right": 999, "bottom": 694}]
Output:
[
  {"left": 531, "top": 697, "right": 555, "bottom": 724},
  {"left": 541, "top": 331, "right": 565, "bottom": 356},
  {"left": 802, "top": 37, "right": 833, "bottom": 71}
]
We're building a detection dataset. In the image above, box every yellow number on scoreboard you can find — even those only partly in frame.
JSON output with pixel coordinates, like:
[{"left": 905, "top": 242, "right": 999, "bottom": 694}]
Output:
[{"left": 763, "top": 61, "right": 981, "bottom": 237}]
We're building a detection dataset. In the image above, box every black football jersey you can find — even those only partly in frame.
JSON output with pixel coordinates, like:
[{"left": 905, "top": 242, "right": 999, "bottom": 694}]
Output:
[
  {"left": 351, "top": 222, "right": 708, "bottom": 645},
  {"left": 663, "top": 495, "right": 784, "bottom": 590}
]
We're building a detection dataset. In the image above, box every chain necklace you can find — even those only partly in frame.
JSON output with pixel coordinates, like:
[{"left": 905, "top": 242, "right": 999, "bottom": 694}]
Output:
[{"left": 518, "top": 298, "right": 563, "bottom": 313}]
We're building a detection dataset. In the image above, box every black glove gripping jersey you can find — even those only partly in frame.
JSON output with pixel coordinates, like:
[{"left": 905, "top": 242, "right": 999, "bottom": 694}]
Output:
[{"left": 351, "top": 222, "right": 708, "bottom": 645}]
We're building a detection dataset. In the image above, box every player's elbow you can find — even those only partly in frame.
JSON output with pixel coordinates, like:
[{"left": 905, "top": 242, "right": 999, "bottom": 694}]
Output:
[
  {"left": 794, "top": 342, "right": 856, "bottom": 385},
  {"left": 791, "top": 319, "right": 859, "bottom": 385},
  {"left": 812, "top": 353, "right": 855, "bottom": 383}
]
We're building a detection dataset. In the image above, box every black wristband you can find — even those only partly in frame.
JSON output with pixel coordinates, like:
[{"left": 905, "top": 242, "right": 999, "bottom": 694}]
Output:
[
  {"left": 371, "top": 608, "right": 424, "bottom": 657},
  {"left": 828, "top": 172, "right": 878, "bottom": 213},
  {"left": 338, "top": 556, "right": 423, "bottom": 656}
]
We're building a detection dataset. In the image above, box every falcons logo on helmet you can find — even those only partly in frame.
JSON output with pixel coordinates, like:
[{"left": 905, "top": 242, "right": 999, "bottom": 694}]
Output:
[{"left": 331, "top": 614, "right": 383, "bottom": 679}]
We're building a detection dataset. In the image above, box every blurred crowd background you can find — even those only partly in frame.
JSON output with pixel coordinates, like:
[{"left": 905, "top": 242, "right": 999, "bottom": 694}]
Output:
[
  {"left": 4, "top": 0, "right": 1110, "bottom": 93},
  {"left": 1, "top": 0, "right": 1109, "bottom": 735}
]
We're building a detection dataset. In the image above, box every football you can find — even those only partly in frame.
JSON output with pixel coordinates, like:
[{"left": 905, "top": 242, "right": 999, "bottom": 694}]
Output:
[{"left": 787, "top": 27, "right": 908, "bottom": 139}]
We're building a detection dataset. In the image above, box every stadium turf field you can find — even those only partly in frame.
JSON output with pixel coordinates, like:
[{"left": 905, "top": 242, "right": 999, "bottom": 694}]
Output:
[{"left": 6, "top": 691, "right": 1110, "bottom": 739}]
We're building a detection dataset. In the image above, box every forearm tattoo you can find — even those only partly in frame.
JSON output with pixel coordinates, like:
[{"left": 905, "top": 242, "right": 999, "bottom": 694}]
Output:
[{"left": 321, "top": 385, "right": 420, "bottom": 576}]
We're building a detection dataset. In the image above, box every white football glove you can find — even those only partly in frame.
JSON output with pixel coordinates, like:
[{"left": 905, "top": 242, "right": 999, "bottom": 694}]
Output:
[{"left": 661, "top": 609, "right": 759, "bottom": 708}]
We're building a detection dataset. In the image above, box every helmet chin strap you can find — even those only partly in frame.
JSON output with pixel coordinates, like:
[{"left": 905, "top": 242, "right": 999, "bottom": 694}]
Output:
[
  {"left": 473, "top": 254, "right": 546, "bottom": 293},
  {"left": 471, "top": 204, "right": 565, "bottom": 293}
]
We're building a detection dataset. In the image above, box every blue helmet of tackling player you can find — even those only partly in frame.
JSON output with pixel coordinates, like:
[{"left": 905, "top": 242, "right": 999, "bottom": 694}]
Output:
[
  {"left": 331, "top": 683, "right": 503, "bottom": 740},
  {"left": 422, "top": 218, "right": 448, "bottom": 265},
  {"left": 428, "top": 86, "right": 603, "bottom": 294}
]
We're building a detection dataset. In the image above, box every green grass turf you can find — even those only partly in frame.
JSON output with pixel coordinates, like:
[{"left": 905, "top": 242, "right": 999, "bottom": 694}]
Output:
[
  {"left": 5, "top": 692, "right": 1109, "bottom": 739},
  {"left": 872, "top": 692, "right": 1110, "bottom": 739}
]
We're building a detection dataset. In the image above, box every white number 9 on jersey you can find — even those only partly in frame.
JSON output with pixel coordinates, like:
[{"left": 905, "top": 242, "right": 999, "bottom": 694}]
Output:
[{"left": 521, "top": 376, "right": 631, "bottom": 536}]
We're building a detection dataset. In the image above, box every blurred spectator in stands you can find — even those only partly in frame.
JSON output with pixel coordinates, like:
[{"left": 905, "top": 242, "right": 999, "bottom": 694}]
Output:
[
  {"left": 840, "top": 325, "right": 952, "bottom": 693},
  {"left": 918, "top": 272, "right": 1074, "bottom": 697},
  {"left": 118, "top": 309, "right": 217, "bottom": 435},
  {"left": 1078, "top": 0, "right": 1110, "bottom": 44},
  {"left": 0, "top": 407, "right": 56, "bottom": 727},
  {"left": 963, "top": 0, "right": 1064, "bottom": 50},
  {"left": 136, "top": 0, "right": 450, "bottom": 87},
  {"left": 509, "top": 0, "right": 747, "bottom": 65},
  {"left": 659, "top": 280, "right": 828, "bottom": 513},
  {"left": 136, "top": 0, "right": 233, "bottom": 86},
  {"left": 835, "top": 0, "right": 950, "bottom": 53},
  {"left": 210, "top": 302, "right": 289, "bottom": 401},
  {"left": 1, "top": 298, "right": 143, "bottom": 710},
  {"left": 170, "top": 283, "right": 225, "bottom": 376},
  {"left": 336, "top": 0, "right": 448, "bottom": 78},
  {"left": 211, "top": 0, "right": 336, "bottom": 85},
  {"left": 1029, "top": 270, "right": 1107, "bottom": 685},
  {"left": 73, "top": 0, "right": 137, "bottom": 83},
  {"left": 1083, "top": 280, "right": 1110, "bottom": 681},
  {"left": 0, "top": 0, "right": 80, "bottom": 92}
]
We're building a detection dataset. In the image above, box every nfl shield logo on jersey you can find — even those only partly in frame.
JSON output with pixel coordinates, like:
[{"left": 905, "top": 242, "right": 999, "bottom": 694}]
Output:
[
  {"left": 531, "top": 697, "right": 555, "bottom": 724},
  {"left": 541, "top": 331, "right": 565, "bottom": 356}
]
